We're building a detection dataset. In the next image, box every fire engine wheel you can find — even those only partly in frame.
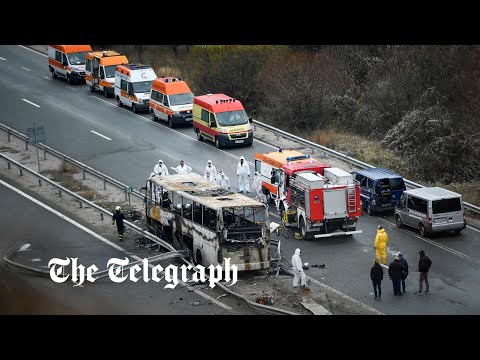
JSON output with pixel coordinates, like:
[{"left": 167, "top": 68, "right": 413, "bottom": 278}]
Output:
[
  {"left": 395, "top": 215, "right": 403, "bottom": 228},
  {"left": 196, "top": 250, "right": 203, "bottom": 266},
  {"left": 367, "top": 202, "right": 372, "bottom": 216},
  {"left": 419, "top": 224, "right": 427, "bottom": 237},
  {"left": 168, "top": 116, "right": 174, "bottom": 128},
  {"left": 300, "top": 217, "right": 308, "bottom": 241},
  {"left": 196, "top": 129, "right": 203, "bottom": 141},
  {"left": 132, "top": 103, "right": 138, "bottom": 114},
  {"left": 151, "top": 109, "right": 157, "bottom": 121},
  {"left": 116, "top": 96, "right": 123, "bottom": 107}
]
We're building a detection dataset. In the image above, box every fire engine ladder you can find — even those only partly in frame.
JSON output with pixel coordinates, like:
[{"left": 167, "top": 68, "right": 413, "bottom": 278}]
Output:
[{"left": 347, "top": 186, "right": 357, "bottom": 212}]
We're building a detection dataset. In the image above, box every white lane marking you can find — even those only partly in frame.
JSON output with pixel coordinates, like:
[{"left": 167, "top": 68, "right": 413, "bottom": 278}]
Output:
[
  {"left": 373, "top": 215, "right": 480, "bottom": 266},
  {"left": 306, "top": 275, "right": 384, "bottom": 315},
  {"left": 66, "top": 86, "right": 78, "bottom": 91},
  {"left": 90, "top": 95, "right": 256, "bottom": 166},
  {"left": 22, "top": 99, "right": 40, "bottom": 108},
  {"left": 42, "top": 75, "right": 52, "bottom": 81},
  {"left": 91, "top": 130, "right": 112, "bottom": 141},
  {"left": 18, "top": 45, "right": 48, "bottom": 57},
  {"left": 0, "top": 57, "right": 6, "bottom": 61},
  {"left": 0, "top": 179, "right": 231, "bottom": 311},
  {"left": 21, "top": 66, "right": 31, "bottom": 71},
  {"left": 467, "top": 225, "right": 480, "bottom": 233},
  {"left": 254, "top": 137, "right": 277, "bottom": 149}
]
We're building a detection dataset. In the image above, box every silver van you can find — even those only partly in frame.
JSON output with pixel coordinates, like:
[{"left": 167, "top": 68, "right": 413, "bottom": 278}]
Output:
[{"left": 395, "top": 187, "right": 466, "bottom": 237}]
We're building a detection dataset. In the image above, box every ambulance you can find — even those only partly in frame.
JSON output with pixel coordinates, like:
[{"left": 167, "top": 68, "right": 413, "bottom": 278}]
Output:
[
  {"left": 255, "top": 149, "right": 331, "bottom": 203},
  {"left": 114, "top": 63, "right": 157, "bottom": 113},
  {"left": 193, "top": 93, "right": 253, "bottom": 149},
  {"left": 149, "top": 76, "right": 194, "bottom": 128},
  {"left": 48, "top": 45, "right": 92, "bottom": 84},
  {"left": 85, "top": 50, "right": 128, "bottom": 98}
]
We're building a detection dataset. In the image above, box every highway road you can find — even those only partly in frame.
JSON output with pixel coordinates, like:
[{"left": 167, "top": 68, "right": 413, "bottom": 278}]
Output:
[
  {"left": 0, "top": 180, "right": 234, "bottom": 314},
  {"left": 1, "top": 45, "right": 480, "bottom": 314}
]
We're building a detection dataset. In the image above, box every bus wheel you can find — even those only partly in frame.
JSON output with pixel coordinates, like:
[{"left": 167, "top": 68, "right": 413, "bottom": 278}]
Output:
[
  {"left": 196, "top": 250, "right": 203, "bottom": 266},
  {"left": 116, "top": 96, "right": 123, "bottom": 107},
  {"left": 196, "top": 129, "right": 203, "bottom": 141},
  {"left": 215, "top": 137, "right": 222, "bottom": 149}
]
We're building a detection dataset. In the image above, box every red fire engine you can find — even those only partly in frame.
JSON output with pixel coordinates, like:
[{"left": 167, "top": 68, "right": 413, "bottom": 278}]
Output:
[{"left": 278, "top": 165, "right": 362, "bottom": 239}]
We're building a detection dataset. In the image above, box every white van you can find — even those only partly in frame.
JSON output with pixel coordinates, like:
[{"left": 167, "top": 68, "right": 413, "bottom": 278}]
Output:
[
  {"left": 48, "top": 45, "right": 92, "bottom": 84},
  {"left": 114, "top": 63, "right": 157, "bottom": 113},
  {"left": 395, "top": 187, "right": 466, "bottom": 237}
]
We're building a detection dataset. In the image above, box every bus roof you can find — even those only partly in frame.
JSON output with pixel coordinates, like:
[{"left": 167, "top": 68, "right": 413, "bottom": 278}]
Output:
[
  {"left": 405, "top": 187, "right": 462, "bottom": 201},
  {"left": 354, "top": 167, "right": 403, "bottom": 180},
  {"left": 49, "top": 45, "right": 92, "bottom": 53},
  {"left": 152, "top": 77, "right": 191, "bottom": 95},
  {"left": 86, "top": 51, "right": 128, "bottom": 66},
  {"left": 194, "top": 94, "right": 244, "bottom": 113},
  {"left": 150, "top": 173, "right": 264, "bottom": 210}
]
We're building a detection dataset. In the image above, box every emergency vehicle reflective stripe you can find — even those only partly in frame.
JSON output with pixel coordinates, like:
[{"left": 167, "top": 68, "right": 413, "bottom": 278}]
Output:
[{"left": 314, "top": 230, "right": 362, "bottom": 238}]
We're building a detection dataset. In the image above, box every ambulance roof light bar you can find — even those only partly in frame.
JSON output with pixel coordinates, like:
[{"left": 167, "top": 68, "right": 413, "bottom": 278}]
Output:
[
  {"left": 286, "top": 155, "right": 311, "bottom": 161},
  {"left": 127, "top": 63, "right": 151, "bottom": 70}
]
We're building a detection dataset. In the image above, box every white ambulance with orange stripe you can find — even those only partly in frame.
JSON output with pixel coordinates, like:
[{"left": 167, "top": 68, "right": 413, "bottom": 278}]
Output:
[
  {"left": 149, "top": 77, "right": 194, "bottom": 128},
  {"left": 85, "top": 51, "right": 128, "bottom": 98},
  {"left": 48, "top": 45, "right": 92, "bottom": 84},
  {"left": 114, "top": 63, "right": 157, "bottom": 113}
]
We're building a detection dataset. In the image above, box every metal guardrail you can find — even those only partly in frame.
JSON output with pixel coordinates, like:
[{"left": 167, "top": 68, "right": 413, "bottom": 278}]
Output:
[
  {"left": 0, "top": 152, "right": 176, "bottom": 252},
  {"left": 252, "top": 119, "right": 480, "bottom": 214},
  {"left": 0, "top": 122, "right": 144, "bottom": 201}
]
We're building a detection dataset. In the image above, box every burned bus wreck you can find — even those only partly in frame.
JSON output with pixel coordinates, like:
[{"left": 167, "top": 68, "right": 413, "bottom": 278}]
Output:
[{"left": 145, "top": 173, "right": 271, "bottom": 271}]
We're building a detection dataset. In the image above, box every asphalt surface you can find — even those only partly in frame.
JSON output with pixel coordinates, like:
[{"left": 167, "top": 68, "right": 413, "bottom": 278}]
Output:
[
  {"left": 0, "top": 182, "right": 233, "bottom": 314},
  {"left": 1, "top": 45, "right": 480, "bottom": 314}
]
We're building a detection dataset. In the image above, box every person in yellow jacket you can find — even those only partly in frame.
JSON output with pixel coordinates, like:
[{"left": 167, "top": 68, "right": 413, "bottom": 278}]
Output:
[{"left": 374, "top": 225, "right": 388, "bottom": 265}]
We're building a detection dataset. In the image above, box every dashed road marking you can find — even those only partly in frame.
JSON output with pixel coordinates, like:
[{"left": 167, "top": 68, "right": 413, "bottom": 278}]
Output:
[
  {"left": 18, "top": 45, "right": 48, "bottom": 57},
  {"left": 91, "top": 130, "right": 112, "bottom": 141},
  {"left": 21, "top": 66, "right": 31, "bottom": 71},
  {"left": 22, "top": 99, "right": 40, "bottom": 108}
]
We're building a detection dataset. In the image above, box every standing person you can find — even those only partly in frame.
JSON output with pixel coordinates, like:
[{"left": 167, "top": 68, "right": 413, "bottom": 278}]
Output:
[
  {"left": 112, "top": 206, "right": 125, "bottom": 242},
  {"left": 204, "top": 160, "right": 217, "bottom": 183},
  {"left": 253, "top": 171, "right": 266, "bottom": 203},
  {"left": 370, "top": 260, "right": 384, "bottom": 300},
  {"left": 374, "top": 225, "right": 388, "bottom": 265},
  {"left": 291, "top": 248, "right": 307, "bottom": 288},
  {"left": 388, "top": 255, "right": 406, "bottom": 296},
  {"left": 216, "top": 170, "right": 231, "bottom": 190},
  {"left": 236, "top": 156, "right": 250, "bottom": 193},
  {"left": 398, "top": 252, "right": 409, "bottom": 293},
  {"left": 175, "top": 160, "right": 192, "bottom": 174},
  {"left": 153, "top": 159, "right": 169, "bottom": 176},
  {"left": 416, "top": 250, "right": 432, "bottom": 295}
]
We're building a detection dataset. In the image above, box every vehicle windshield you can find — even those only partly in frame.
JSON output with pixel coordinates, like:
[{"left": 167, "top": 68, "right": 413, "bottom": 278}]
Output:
[
  {"left": 432, "top": 198, "right": 462, "bottom": 214},
  {"left": 105, "top": 65, "right": 117, "bottom": 78},
  {"left": 216, "top": 110, "right": 248, "bottom": 127},
  {"left": 131, "top": 81, "right": 153, "bottom": 93},
  {"left": 67, "top": 51, "right": 89, "bottom": 65},
  {"left": 222, "top": 206, "right": 267, "bottom": 242},
  {"left": 169, "top": 92, "right": 194, "bottom": 106}
]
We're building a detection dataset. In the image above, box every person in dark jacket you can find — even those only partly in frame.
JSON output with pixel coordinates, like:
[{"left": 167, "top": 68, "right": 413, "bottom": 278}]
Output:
[
  {"left": 370, "top": 260, "right": 384, "bottom": 300},
  {"left": 388, "top": 255, "right": 406, "bottom": 295},
  {"left": 416, "top": 250, "right": 432, "bottom": 295},
  {"left": 398, "top": 252, "right": 408, "bottom": 293},
  {"left": 112, "top": 206, "right": 125, "bottom": 241}
]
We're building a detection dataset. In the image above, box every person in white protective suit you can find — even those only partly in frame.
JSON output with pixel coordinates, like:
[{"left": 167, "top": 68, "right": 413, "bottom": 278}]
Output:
[
  {"left": 216, "top": 170, "right": 231, "bottom": 190},
  {"left": 253, "top": 171, "right": 266, "bottom": 203},
  {"left": 236, "top": 156, "right": 250, "bottom": 193},
  {"left": 175, "top": 160, "right": 192, "bottom": 174},
  {"left": 153, "top": 160, "right": 169, "bottom": 176},
  {"left": 291, "top": 248, "right": 307, "bottom": 288},
  {"left": 204, "top": 160, "right": 217, "bottom": 183}
]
